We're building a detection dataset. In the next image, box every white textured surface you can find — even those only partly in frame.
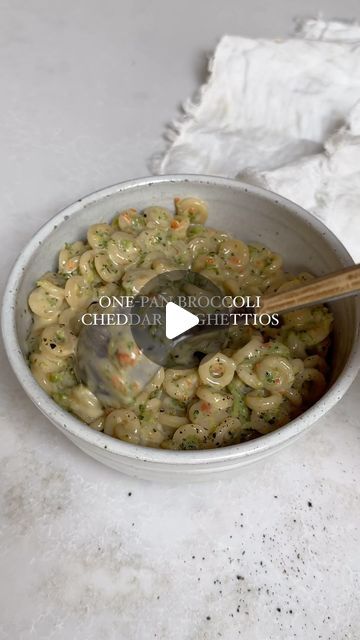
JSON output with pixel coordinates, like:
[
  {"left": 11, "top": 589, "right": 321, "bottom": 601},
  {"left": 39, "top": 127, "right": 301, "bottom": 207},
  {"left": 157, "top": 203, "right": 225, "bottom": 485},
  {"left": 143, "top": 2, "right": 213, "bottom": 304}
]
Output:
[
  {"left": 154, "top": 18, "right": 360, "bottom": 260},
  {"left": 0, "top": 2, "right": 360, "bottom": 639},
  {"left": 248, "top": 103, "right": 360, "bottom": 261}
]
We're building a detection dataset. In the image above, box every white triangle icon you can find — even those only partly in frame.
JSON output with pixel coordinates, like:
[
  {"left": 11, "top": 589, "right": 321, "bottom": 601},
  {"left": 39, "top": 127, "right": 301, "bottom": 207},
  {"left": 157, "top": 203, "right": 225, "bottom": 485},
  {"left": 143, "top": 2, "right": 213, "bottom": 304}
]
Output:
[{"left": 165, "top": 302, "right": 199, "bottom": 340}]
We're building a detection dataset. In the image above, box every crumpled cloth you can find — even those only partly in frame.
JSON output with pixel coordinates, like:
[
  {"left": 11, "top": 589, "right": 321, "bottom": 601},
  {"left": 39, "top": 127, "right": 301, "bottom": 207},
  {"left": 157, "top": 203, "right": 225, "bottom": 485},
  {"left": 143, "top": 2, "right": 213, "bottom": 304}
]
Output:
[{"left": 152, "top": 18, "right": 360, "bottom": 261}]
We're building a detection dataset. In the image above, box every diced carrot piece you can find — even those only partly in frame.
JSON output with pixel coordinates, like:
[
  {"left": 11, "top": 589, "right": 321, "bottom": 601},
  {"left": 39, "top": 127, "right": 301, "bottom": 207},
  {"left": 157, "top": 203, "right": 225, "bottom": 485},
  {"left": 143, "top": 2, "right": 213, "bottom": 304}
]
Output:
[
  {"left": 116, "top": 352, "right": 135, "bottom": 366},
  {"left": 111, "top": 375, "right": 126, "bottom": 391}
]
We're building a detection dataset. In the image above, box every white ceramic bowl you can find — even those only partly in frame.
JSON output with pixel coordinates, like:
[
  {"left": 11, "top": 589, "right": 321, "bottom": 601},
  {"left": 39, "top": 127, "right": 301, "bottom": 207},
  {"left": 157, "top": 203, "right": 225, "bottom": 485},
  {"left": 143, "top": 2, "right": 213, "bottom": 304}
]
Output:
[{"left": 2, "top": 175, "right": 360, "bottom": 481}]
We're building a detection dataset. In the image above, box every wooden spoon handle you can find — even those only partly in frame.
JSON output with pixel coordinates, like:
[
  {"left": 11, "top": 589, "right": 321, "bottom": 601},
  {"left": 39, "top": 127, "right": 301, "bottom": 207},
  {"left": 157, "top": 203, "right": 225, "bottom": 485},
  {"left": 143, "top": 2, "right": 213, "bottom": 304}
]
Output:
[{"left": 260, "top": 264, "right": 360, "bottom": 316}]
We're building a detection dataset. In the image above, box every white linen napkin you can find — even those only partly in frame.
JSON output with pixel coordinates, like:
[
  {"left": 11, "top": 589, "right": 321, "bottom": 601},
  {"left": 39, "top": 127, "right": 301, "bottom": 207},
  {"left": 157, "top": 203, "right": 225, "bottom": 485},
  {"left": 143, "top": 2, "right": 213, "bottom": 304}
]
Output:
[{"left": 152, "top": 18, "right": 360, "bottom": 261}]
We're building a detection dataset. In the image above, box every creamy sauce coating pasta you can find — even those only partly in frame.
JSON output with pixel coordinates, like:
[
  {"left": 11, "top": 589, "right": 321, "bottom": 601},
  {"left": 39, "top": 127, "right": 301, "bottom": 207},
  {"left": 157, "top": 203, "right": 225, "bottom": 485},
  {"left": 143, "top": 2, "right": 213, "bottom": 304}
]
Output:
[{"left": 27, "top": 198, "right": 333, "bottom": 450}]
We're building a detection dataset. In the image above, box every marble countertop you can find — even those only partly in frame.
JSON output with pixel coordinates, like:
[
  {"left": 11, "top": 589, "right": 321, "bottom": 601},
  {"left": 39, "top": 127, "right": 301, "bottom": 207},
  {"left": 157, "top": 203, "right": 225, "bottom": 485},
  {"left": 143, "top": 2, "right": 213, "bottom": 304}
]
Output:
[{"left": 0, "top": 2, "right": 359, "bottom": 639}]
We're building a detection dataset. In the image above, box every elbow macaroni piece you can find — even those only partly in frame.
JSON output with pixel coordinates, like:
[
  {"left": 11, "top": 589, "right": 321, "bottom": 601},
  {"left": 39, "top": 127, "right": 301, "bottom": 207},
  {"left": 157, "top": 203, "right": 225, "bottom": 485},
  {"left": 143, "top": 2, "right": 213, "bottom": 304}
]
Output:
[{"left": 27, "top": 197, "right": 332, "bottom": 450}]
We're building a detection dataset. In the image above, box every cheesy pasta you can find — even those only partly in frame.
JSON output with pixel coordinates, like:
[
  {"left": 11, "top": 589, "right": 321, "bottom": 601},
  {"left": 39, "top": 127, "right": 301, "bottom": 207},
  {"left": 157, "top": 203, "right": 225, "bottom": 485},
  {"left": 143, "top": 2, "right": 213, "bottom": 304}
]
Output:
[{"left": 27, "top": 197, "right": 332, "bottom": 450}]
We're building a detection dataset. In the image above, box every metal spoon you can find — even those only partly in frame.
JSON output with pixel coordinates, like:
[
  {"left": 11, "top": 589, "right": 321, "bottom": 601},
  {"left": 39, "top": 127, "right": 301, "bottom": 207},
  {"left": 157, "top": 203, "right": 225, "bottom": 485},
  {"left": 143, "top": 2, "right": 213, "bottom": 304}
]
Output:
[{"left": 76, "top": 263, "right": 360, "bottom": 407}]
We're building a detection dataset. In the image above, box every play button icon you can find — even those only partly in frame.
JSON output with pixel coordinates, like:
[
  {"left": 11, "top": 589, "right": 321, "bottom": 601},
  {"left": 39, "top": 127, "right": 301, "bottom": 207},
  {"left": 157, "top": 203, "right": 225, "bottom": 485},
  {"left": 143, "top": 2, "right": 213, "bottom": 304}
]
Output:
[
  {"left": 130, "top": 269, "right": 228, "bottom": 368},
  {"left": 165, "top": 302, "right": 200, "bottom": 339}
]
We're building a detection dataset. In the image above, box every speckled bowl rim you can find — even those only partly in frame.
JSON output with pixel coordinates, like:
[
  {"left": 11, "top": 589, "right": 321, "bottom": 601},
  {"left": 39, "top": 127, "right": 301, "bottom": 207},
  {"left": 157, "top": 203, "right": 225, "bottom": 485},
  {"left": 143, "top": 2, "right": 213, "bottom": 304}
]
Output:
[{"left": 2, "top": 174, "right": 360, "bottom": 466}]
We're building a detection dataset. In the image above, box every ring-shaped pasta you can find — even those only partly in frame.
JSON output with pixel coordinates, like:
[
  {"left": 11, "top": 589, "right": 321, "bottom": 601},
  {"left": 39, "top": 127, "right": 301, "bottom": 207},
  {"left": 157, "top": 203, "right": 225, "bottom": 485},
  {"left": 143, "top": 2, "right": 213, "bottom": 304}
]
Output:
[
  {"left": 58, "top": 241, "right": 86, "bottom": 275},
  {"left": 79, "top": 249, "right": 102, "bottom": 284},
  {"left": 210, "top": 417, "right": 243, "bottom": 447},
  {"left": 140, "top": 424, "right": 165, "bottom": 446},
  {"left": 36, "top": 272, "right": 66, "bottom": 299},
  {"left": 32, "top": 313, "right": 62, "bottom": 332},
  {"left": 30, "top": 362, "right": 58, "bottom": 394},
  {"left": 26, "top": 196, "right": 332, "bottom": 450},
  {"left": 135, "top": 228, "right": 167, "bottom": 251},
  {"left": 263, "top": 253, "right": 283, "bottom": 273},
  {"left": 174, "top": 197, "right": 208, "bottom": 223},
  {"left": 232, "top": 335, "right": 264, "bottom": 365},
  {"left": 134, "top": 368, "right": 165, "bottom": 410},
  {"left": 286, "top": 331, "right": 307, "bottom": 359},
  {"left": 172, "top": 424, "right": 209, "bottom": 449},
  {"left": 166, "top": 240, "right": 192, "bottom": 267},
  {"left": 245, "top": 390, "right": 283, "bottom": 412},
  {"left": 28, "top": 286, "right": 64, "bottom": 318},
  {"left": 169, "top": 216, "right": 190, "bottom": 239},
  {"left": 299, "top": 318, "right": 332, "bottom": 347},
  {"left": 122, "top": 268, "right": 155, "bottom": 295},
  {"left": 282, "top": 308, "right": 314, "bottom": 330},
  {"left": 104, "top": 409, "right": 141, "bottom": 443},
  {"left": 158, "top": 412, "right": 189, "bottom": 429},
  {"left": 196, "top": 385, "right": 233, "bottom": 410},
  {"left": 199, "top": 352, "right": 235, "bottom": 388},
  {"left": 30, "top": 352, "right": 71, "bottom": 394},
  {"left": 151, "top": 257, "right": 177, "bottom": 274},
  {"left": 87, "top": 223, "right": 113, "bottom": 250},
  {"left": 58, "top": 308, "right": 83, "bottom": 336},
  {"left": 117, "top": 208, "right": 143, "bottom": 233},
  {"left": 255, "top": 355, "right": 295, "bottom": 392},
  {"left": 303, "top": 355, "right": 327, "bottom": 373},
  {"left": 290, "top": 358, "right": 305, "bottom": 375},
  {"left": 295, "top": 368, "right": 326, "bottom": 404},
  {"left": 189, "top": 399, "right": 229, "bottom": 428},
  {"left": 164, "top": 369, "right": 199, "bottom": 402},
  {"left": 107, "top": 231, "right": 140, "bottom": 266},
  {"left": 236, "top": 365, "right": 263, "bottom": 390},
  {"left": 39, "top": 324, "right": 77, "bottom": 358},
  {"left": 283, "top": 388, "right": 303, "bottom": 407},
  {"left": 89, "top": 416, "right": 105, "bottom": 431},
  {"left": 143, "top": 206, "right": 172, "bottom": 229},
  {"left": 69, "top": 384, "right": 103, "bottom": 423},
  {"left": 65, "top": 275, "right": 96, "bottom": 310},
  {"left": 94, "top": 252, "right": 124, "bottom": 283},
  {"left": 96, "top": 282, "right": 121, "bottom": 299},
  {"left": 187, "top": 235, "right": 218, "bottom": 259},
  {"left": 192, "top": 253, "right": 223, "bottom": 274},
  {"left": 218, "top": 238, "right": 250, "bottom": 269}
]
